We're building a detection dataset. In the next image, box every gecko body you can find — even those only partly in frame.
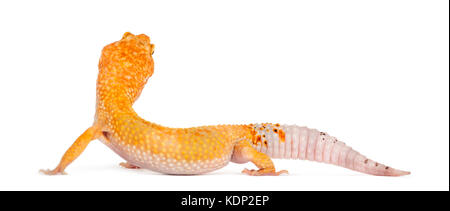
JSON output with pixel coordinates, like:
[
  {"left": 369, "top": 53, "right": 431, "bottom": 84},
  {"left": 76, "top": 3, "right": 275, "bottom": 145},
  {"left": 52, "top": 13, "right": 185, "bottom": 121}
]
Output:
[{"left": 41, "top": 32, "right": 410, "bottom": 176}]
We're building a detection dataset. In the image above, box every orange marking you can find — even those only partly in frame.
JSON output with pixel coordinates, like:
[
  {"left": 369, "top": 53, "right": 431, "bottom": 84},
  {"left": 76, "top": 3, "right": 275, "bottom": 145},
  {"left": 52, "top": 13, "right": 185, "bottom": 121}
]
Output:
[{"left": 278, "top": 129, "right": 286, "bottom": 142}]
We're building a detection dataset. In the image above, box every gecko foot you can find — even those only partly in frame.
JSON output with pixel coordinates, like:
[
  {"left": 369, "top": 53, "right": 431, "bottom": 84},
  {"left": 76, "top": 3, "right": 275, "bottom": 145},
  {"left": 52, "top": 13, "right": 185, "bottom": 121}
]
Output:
[
  {"left": 119, "top": 162, "right": 141, "bottom": 169},
  {"left": 39, "top": 168, "right": 67, "bottom": 175},
  {"left": 242, "top": 168, "right": 289, "bottom": 176}
]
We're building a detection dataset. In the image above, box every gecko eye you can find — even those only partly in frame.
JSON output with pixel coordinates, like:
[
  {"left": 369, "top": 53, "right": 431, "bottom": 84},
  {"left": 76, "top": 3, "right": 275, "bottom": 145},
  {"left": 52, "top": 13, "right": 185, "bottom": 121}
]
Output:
[{"left": 151, "top": 44, "right": 155, "bottom": 55}]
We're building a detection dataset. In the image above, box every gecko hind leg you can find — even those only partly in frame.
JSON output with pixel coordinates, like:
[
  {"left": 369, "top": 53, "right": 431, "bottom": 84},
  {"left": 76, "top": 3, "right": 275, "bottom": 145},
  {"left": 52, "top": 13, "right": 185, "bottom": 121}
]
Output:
[
  {"left": 119, "top": 162, "right": 141, "bottom": 169},
  {"left": 231, "top": 140, "right": 288, "bottom": 176}
]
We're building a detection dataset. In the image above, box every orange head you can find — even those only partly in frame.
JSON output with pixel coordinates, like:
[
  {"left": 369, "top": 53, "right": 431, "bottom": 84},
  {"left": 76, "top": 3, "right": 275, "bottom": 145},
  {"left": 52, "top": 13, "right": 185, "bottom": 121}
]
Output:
[{"left": 96, "top": 32, "right": 155, "bottom": 106}]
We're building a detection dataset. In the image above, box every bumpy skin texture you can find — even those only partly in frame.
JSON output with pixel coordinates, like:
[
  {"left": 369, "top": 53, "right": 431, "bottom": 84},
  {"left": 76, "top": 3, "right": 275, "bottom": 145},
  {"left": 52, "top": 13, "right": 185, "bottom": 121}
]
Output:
[{"left": 40, "top": 33, "right": 410, "bottom": 176}]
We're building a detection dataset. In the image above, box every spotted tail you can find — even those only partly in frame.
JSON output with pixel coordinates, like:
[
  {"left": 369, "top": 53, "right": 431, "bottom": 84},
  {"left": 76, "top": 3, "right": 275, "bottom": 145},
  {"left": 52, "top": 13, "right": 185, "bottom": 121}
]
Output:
[{"left": 249, "top": 123, "right": 410, "bottom": 176}]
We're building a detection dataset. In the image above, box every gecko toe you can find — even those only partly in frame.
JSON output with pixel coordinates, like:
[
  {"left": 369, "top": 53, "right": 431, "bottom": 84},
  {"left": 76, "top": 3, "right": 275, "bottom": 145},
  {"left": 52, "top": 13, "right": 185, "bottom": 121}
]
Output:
[
  {"left": 275, "top": 170, "right": 289, "bottom": 176},
  {"left": 119, "top": 162, "right": 141, "bottom": 169},
  {"left": 39, "top": 168, "right": 67, "bottom": 175},
  {"left": 242, "top": 168, "right": 288, "bottom": 176}
]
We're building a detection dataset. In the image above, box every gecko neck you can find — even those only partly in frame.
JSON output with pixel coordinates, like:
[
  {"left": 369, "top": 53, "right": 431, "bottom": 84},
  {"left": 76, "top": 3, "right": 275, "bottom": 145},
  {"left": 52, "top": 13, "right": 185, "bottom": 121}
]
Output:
[{"left": 94, "top": 83, "right": 143, "bottom": 125}]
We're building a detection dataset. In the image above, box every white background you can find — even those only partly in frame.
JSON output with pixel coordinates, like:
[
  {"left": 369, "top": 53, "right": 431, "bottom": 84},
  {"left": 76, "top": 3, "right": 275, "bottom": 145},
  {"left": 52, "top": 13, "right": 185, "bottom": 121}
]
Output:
[{"left": 0, "top": 0, "right": 448, "bottom": 191}]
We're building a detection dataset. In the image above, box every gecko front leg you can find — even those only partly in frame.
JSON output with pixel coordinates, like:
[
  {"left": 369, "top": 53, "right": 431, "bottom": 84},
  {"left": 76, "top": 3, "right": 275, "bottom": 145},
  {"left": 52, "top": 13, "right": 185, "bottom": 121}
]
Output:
[
  {"left": 40, "top": 126, "right": 101, "bottom": 175},
  {"left": 231, "top": 139, "right": 288, "bottom": 176}
]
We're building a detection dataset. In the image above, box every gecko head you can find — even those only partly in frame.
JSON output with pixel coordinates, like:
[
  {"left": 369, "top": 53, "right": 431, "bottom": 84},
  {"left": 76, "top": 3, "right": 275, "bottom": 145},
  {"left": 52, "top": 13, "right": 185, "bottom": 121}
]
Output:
[
  {"left": 121, "top": 32, "right": 155, "bottom": 57},
  {"left": 110, "top": 32, "right": 155, "bottom": 80},
  {"left": 97, "top": 32, "right": 156, "bottom": 103}
]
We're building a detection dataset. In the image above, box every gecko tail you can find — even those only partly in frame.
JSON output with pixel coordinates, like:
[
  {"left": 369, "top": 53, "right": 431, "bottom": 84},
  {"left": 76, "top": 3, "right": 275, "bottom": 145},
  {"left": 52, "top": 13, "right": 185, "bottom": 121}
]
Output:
[{"left": 250, "top": 124, "right": 410, "bottom": 176}]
